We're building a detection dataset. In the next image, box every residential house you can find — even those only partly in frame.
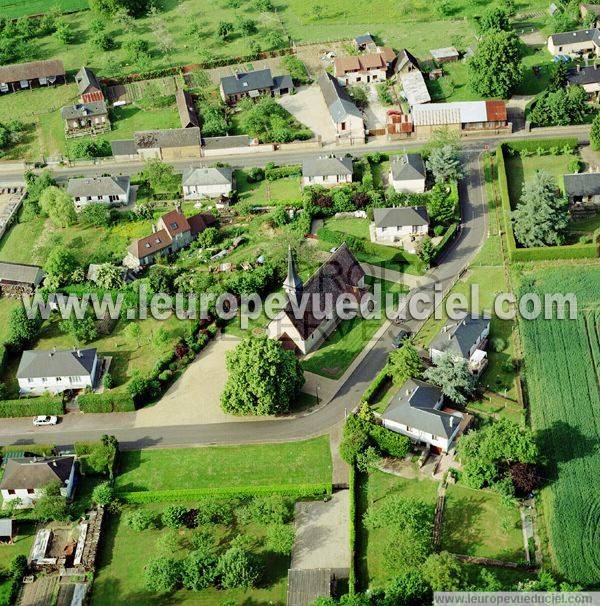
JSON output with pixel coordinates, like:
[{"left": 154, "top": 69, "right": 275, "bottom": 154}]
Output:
[
  {"left": 564, "top": 171, "right": 600, "bottom": 209},
  {"left": 124, "top": 208, "right": 217, "bottom": 268},
  {"left": 182, "top": 166, "right": 234, "bottom": 199},
  {"left": 176, "top": 89, "right": 200, "bottom": 128},
  {"left": 547, "top": 28, "right": 600, "bottom": 56},
  {"left": 411, "top": 100, "right": 508, "bottom": 137},
  {"left": 0, "top": 59, "right": 65, "bottom": 94},
  {"left": 60, "top": 102, "right": 110, "bottom": 138},
  {"left": 430, "top": 47, "right": 460, "bottom": 63},
  {"left": 580, "top": 3, "right": 600, "bottom": 26},
  {"left": 380, "top": 378, "right": 463, "bottom": 453},
  {"left": 0, "top": 456, "right": 77, "bottom": 508},
  {"left": 67, "top": 176, "right": 131, "bottom": 211},
  {"left": 567, "top": 64, "right": 600, "bottom": 99},
  {"left": 317, "top": 72, "right": 365, "bottom": 141},
  {"left": 389, "top": 153, "right": 426, "bottom": 193},
  {"left": 301, "top": 155, "right": 353, "bottom": 187},
  {"left": 17, "top": 348, "right": 100, "bottom": 395},
  {"left": 75, "top": 67, "right": 104, "bottom": 103},
  {"left": 370, "top": 206, "right": 429, "bottom": 248},
  {"left": 133, "top": 127, "right": 202, "bottom": 160},
  {"left": 353, "top": 33, "right": 377, "bottom": 52},
  {"left": 219, "top": 68, "right": 293, "bottom": 104},
  {"left": 394, "top": 49, "right": 421, "bottom": 75},
  {"left": 267, "top": 244, "right": 366, "bottom": 355},
  {"left": 0, "top": 262, "right": 44, "bottom": 297},
  {"left": 399, "top": 70, "right": 431, "bottom": 106},
  {"left": 334, "top": 47, "right": 396, "bottom": 85},
  {"left": 429, "top": 313, "right": 491, "bottom": 375}
]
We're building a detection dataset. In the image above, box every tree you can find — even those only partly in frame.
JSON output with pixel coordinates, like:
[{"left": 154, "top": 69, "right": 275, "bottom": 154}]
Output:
[
  {"left": 477, "top": 6, "right": 510, "bottom": 32},
  {"left": 339, "top": 414, "right": 370, "bottom": 465},
  {"left": 387, "top": 341, "right": 422, "bottom": 385},
  {"left": 468, "top": 30, "right": 523, "bottom": 98},
  {"left": 34, "top": 481, "right": 68, "bottom": 521},
  {"left": 126, "top": 508, "right": 156, "bottom": 531},
  {"left": 92, "top": 263, "right": 124, "bottom": 289},
  {"left": 59, "top": 314, "right": 99, "bottom": 344},
  {"left": 416, "top": 236, "right": 435, "bottom": 269},
  {"left": 426, "top": 145, "right": 463, "bottom": 183},
  {"left": 217, "top": 545, "right": 259, "bottom": 589},
  {"left": 92, "top": 482, "right": 114, "bottom": 506},
  {"left": 181, "top": 548, "right": 218, "bottom": 590},
  {"left": 265, "top": 524, "right": 295, "bottom": 555},
  {"left": 196, "top": 226, "right": 220, "bottom": 248},
  {"left": 144, "top": 555, "right": 181, "bottom": 592},
  {"left": 238, "top": 494, "right": 291, "bottom": 525},
  {"left": 162, "top": 504, "right": 188, "bottom": 528},
  {"left": 512, "top": 170, "right": 569, "bottom": 247},
  {"left": 422, "top": 551, "right": 464, "bottom": 591},
  {"left": 39, "top": 186, "right": 77, "bottom": 227},
  {"left": 54, "top": 19, "right": 74, "bottom": 44},
  {"left": 8, "top": 304, "right": 42, "bottom": 349},
  {"left": 79, "top": 203, "right": 111, "bottom": 227},
  {"left": 428, "top": 185, "right": 457, "bottom": 225},
  {"left": 549, "top": 60, "right": 568, "bottom": 92},
  {"left": 423, "top": 353, "right": 476, "bottom": 405},
  {"left": 591, "top": 111, "right": 600, "bottom": 151},
  {"left": 509, "top": 461, "right": 541, "bottom": 497},
  {"left": 217, "top": 20, "right": 234, "bottom": 40},
  {"left": 124, "top": 38, "right": 151, "bottom": 65},
  {"left": 125, "top": 322, "right": 142, "bottom": 348},
  {"left": 43, "top": 247, "right": 79, "bottom": 288},
  {"left": 282, "top": 55, "right": 309, "bottom": 85},
  {"left": 347, "top": 84, "right": 369, "bottom": 109},
  {"left": 220, "top": 336, "right": 304, "bottom": 415},
  {"left": 142, "top": 159, "right": 179, "bottom": 194},
  {"left": 200, "top": 105, "right": 230, "bottom": 137},
  {"left": 238, "top": 17, "right": 257, "bottom": 35},
  {"left": 384, "top": 571, "right": 432, "bottom": 606},
  {"left": 0, "top": 120, "right": 25, "bottom": 157},
  {"left": 529, "top": 85, "right": 588, "bottom": 127}
]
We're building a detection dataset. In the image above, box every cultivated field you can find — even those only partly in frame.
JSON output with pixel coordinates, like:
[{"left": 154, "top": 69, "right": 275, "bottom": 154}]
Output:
[
  {"left": 519, "top": 266, "right": 600, "bottom": 584},
  {"left": 0, "top": 0, "right": 87, "bottom": 18}
]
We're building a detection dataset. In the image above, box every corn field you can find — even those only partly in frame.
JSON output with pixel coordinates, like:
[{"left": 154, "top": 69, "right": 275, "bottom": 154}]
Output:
[{"left": 520, "top": 267, "right": 600, "bottom": 585}]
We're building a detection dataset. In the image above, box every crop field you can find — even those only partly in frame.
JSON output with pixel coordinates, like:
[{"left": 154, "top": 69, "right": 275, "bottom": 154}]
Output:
[
  {"left": 0, "top": 0, "right": 87, "bottom": 19},
  {"left": 519, "top": 266, "right": 600, "bottom": 585}
]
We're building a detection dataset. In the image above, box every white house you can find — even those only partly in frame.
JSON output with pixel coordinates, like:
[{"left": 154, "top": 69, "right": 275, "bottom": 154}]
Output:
[
  {"left": 317, "top": 72, "right": 365, "bottom": 142},
  {"left": 67, "top": 176, "right": 131, "bottom": 211},
  {"left": 181, "top": 166, "right": 234, "bottom": 199},
  {"left": 429, "top": 313, "right": 491, "bottom": 375},
  {"left": 547, "top": 28, "right": 600, "bottom": 56},
  {"left": 380, "top": 378, "right": 463, "bottom": 453},
  {"left": 17, "top": 348, "right": 99, "bottom": 395},
  {"left": 0, "top": 456, "right": 76, "bottom": 508},
  {"left": 371, "top": 206, "right": 429, "bottom": 247},
  {"left": 333, "top": 47, "right": 396, "bottom": 85},
  {"left": 389, "top": 153, "right": 426, "bottom": 193},
  {"left": 302, "top": 156, "right": 353, "bottom": 188}
]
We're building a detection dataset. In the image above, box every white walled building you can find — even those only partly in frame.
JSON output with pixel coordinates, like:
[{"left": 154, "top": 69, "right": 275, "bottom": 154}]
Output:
[
  {"left": 371, "top": 206, "right": 429, "bottom": 245},
  {"left": 17, "top": 348, "right": 99, "bottom": 395},
  {"left": 317, "top": 72, "right": 365, "bottom": 142},
  {"left": 389, "top": 153, "right": 426, "bottom": 193},
  {"left": 547, "top": 28, "right": 600, "bottom": 56},
  {"left": 67, "top": 176, "right": 130, "bottom": 211},
  {"left": 302, "top": 156, "right": 353, "bottom": 188},
  {"left": 182, "top": 166, "right": 234, "bottom": 199}
]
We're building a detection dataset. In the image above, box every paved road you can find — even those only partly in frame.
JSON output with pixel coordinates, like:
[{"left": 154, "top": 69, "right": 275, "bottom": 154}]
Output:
[{"left": 0, "top": 151, "right": 487, "bottom": 450}]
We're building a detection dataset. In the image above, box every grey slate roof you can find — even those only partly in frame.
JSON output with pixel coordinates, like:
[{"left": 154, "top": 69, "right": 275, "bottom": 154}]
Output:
[
  {"left": 273, "top": 74, "right": 294, "bottom": 91},
  {"left": 564, "top": 171, "right": 600, "bottom": 196},
  {"left": 134, "top": 127, "right": 201, "bottom": 149},
  {"left": 0, "top": 262, "right": 43, "bottom": 286},
  {"left": 0, "top": 59, "right": 65, "bottom": 83},
  {"left": 182, "top": 166, "right": 233, "bottom": 187},
  {"left": 373, "top": 205, "right": 429, "bottom": 228},
  {"left": 354, "top": 33, "right": 375, "bottom": 46},
  {"left": 60, "top": 101, "right": 108, "bottom": 120},
  {"left": 0, "top": 457, "right": 75, "bottom": 491},
  {"left": 287, "top": 569, "right": 334, "bottom": 606},
  {"left": 567, "top": 64, "right": 600, "bottom": 85},
  {"left": 220, "top": 68, "right": 275, "bottom": 95},
  {"left": 382, "top": 378, "right": 460, "bottom": 439},
  {"left": 430, "top": 313, "right": 490, "bottom": 358},
  {"left": 390, "top": 153, "right": 426, "bottom": 181},
  {"left": 302, "top": 155, "right": 353, "bottom": 178},
  {"left": 75, "top": 67, "right": 101, "bottom": 95},
  {"left": 67, "top": 176, "right": 129, "bottom": 198},
  {"left": 549, "top": 28, "right": 600, "bottom": 46},
  {"left": 17, "top": 348, "right": 97, "bottom": 380},
  {"left": 110, "top": 139, "right": 137, "bottom": 156},
  {"left": 0, "top": 519, "right": 12, "bottom": 537},
  {"left": 317, "top": 72, "right": 362, "bottom": 123},
  {"left": 202, "top": 135, "right": 251, "bottom": 150}
]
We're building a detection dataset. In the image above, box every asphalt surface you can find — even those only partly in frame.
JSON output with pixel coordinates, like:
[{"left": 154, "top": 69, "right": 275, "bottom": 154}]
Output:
[{"left": 0, "top": 150, "right": 487, "bottom": 451}]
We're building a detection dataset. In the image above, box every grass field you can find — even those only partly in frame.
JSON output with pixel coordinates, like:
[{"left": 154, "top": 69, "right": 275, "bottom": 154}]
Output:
[
  {"left": 518, "top": 266, "right": 600, "bottom": 585},
  {"left": 0, "top": 0, "right": 87, "bottom": 18},
  {"left": 115, "top": 437, "right": 332, "bottom": 493},
  {"left": 236, "top": 171, "right": 302, "bottom": 206}
]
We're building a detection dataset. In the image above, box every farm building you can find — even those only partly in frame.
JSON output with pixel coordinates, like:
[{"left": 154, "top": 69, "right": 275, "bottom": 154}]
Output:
[
  {"left": 133, "top": 127, "right": 202, "bottom": 160},
  {"left": 0, "top": 59, "right": 65, "bottom": 94},
  {"left": 353, "top": 33, "right": 377, "bottom": 52},
  {"left": 317, "top": 72, "right": 365, "bottom": 142},
  {"left": 334, "top": 47, "right": 396, "bottom": 85},
  {"left": 75, "top": 67, "right": 104, "bottom": 103},
  {"left": 394, "top": 49, "right": 421, "bottom": 75},
  {"left": 400, "top": 70, "right": 431, "bottom": 106},
  {"left": 219, "top": 68, "right": 293, "bottom": 104},
  {"left": 201, "top": 134, "right": 275, "bottom": 156},
  {"left": 60, "top": 102, "right": 110, "bottom": 138},
  {"left": 0, "top": 262, "right": 43, "bottom": 297},
  {"left": 429, "top": 46, "right": 460, "bottom": 63},
  {"left": 176, "top": 89, "right": 200, "bottom": 128}
]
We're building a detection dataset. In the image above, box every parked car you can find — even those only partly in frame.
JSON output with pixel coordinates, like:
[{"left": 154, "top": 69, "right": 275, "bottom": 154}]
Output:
[
  {"left": 392, "top": 329, "right": 411, "bottom": 348},
  {"left": 33, "top": 415, "right": 58, "bottom": 426}
]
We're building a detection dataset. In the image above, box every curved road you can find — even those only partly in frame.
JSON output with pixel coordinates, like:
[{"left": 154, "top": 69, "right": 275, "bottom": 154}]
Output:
[{"left": 0, "top": 151, "right": 487, "bottom": 451}]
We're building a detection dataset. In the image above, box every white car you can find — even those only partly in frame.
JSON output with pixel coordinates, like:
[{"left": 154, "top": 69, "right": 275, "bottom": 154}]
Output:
[{"left": 33, "top": 415, "right": 58, "bottom": 427}]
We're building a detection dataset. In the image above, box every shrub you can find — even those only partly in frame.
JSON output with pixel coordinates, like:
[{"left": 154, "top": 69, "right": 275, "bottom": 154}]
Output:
[
  {"left": 195, "top": 499, "right": 235, "bottom": 525},
  {"left": 237, "top": 494, "right": 291, "bottom": 525},
  {"left": 265, "top": 164, "right": 302, "bottom": 181},
  {"left": 568, "top": 157, "right": 582, "bottom": 173},
  {"left": 126, "top": 509, "right": 156, "bottom": 531},
  {"left": 92, "top": 482, "right": 114, "bottom": 506},
  {"left": 162, "top": 504, "right": 188, "bottom": 528},
  {"left": 370, "top": 425, "right": 411, "bottom": 458},
  {"left": 490, "top": 337, "right": 507, "bottom": 352},
  {"left": 362, "top": 368, "right": 390, "bottom": 403},
  {"left": 144, "top": 555, "right": 181, "bottom": 592},
  {"left": 433, "top": 225, "right": 446, "bottom": 237},
  {"left": 265, "top": 524, "right": 295, "bottom": 555},
  {"left": 78, "top": 393, "right": 135, "bottom": 413},
  {"left": 246, "top": 167, "right": 265, "bottom": 183},
  {"left": 181, "top": 548, "right": 218, "bottom": 590},
  {"left": 0, "top": 396, "right": 63, "bottom": 418},
  {"left": 217, "top": 545, "right": 259, "bottom": 589},
  {"left": 102, "top": 372, "right": 114, "bottom": 389}
]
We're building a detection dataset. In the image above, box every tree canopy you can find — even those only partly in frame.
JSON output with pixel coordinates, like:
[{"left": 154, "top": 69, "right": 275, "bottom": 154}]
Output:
[
  {"left": 426, "top": 145, "right": 463, "bottom": 184},
  {"left": 387, "top": 342, "right": 422, "bottom": 385},
  {"left": 423, "top": 353, "right": 476, "bottom": 405},
  {"left": 529, "top": 85, "right": 588, "bottom": 127},
  {"left": 39, "top": 186, "right": 77, "bottom": 228}
]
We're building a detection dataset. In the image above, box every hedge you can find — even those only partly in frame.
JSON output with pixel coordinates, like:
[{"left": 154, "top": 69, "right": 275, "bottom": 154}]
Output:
[
  {"left": 348, "top": 465, "right": 357, "bottom": 595},
  {"left": 1, "top": 444, "right": 55, "bottom": 457},
  {"left": 497, "top": 142, "right": 599, "bottom": 262},
  {"left": 265, "top": 164, "right": 302, "bottom": 181},
  {"left": 503, "top": 137, "right": 578, "bottom": 155},
  {"left": 78, "top": 393, "right": 136, "bottom": 413},
  {"left": 432, "top": 222, "right": 459, "bottom": 262},
  {"left": 116, "top": 483, "right": 332, "bottom": 504},
  {"left": 362, "top": 367, "right": 390, "bottom": 404},
  {"left": 0, "top": 396, "right": 64, "bottom": 418}
]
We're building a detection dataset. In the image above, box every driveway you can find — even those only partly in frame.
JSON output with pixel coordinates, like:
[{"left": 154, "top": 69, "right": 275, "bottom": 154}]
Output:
[
  {"left": 277, "top": 85, "right": 338, "bottom": 144},
  {"left": 363, "top": 84, "right": 388, "bottom": 130}
]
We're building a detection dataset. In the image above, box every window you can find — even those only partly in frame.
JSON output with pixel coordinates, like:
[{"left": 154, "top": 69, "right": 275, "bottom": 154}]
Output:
[
  {"left": 340, "top": 122, "right": 346, "bottom": 131},
  {"left": 7, "top": 489, "right": 15, "bottom": 495},
  {"left": 41, "top": 377, "right": 47, "bottom": 383},
  {"left": 406, "top": 426, "right": 412, "bottom": 432},
  {"left": 56, "top": 377, "right": 62, "bottom": 381},
  {"left": 27, "top": 488, "right": 35, "bottom": 495}
]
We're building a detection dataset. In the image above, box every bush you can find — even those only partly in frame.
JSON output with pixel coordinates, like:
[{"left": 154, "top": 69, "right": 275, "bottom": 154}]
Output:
[
  {"left": 217, "top": 546, "right": 259, "bottom": 589},
  {"left": 265, "top": 164, "right": 302, "bottom": 181},
  {"left": 195, "top": 499, "right": 235, "bottom": 525},
  {"left": 0, "top": 396, "right": 64, "bottom": 418},
  {"left": 125, "top": 509, "right": 156, "bottom": 531},
  {"left": 162, "top": 504, "right": 188, "bottom": 528},
  {"left": 568, "top": 158, "right": 582, "bottom": 173},
  {"left": 362, "top": 368, "right": 390, "bottom": 404},
  {"left": 237, "top": 494, "right": 291, "bottom": 525},
  {"left": 78, "top": 392, "right": 135, "bottom": 413},
  {"left": 490, "top": 337, "right": 507, "bottom": 352},
  {"left": 181, "top": 547, "right": 218, "bottom": 591},
  {"left": 265, "top": 524, "right": 295, "bottom": 555},
  {"left": 102, "top": 372, "right": 114, "bottom": 389},
  {"left": 246, "top": 167, "right": 265, "bottom": 183},
  {"left": 144, "top": 555, "right": 181, "bottom": 592},
  {"left": 92, "top": 482, "right": 114, "bottom": 506},
  {"left": 369, "top": 424, "right": 411, "bottom": 458},
  {"left": 433, "top": 224, "right": 446, "bottom": 237}
]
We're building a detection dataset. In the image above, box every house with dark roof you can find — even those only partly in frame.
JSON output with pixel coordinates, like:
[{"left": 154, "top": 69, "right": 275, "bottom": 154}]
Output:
[
  {"left": 381, "top": 378, "right": 463, "bottom": 452},
  {"left": 316, "top": 72, "right": 365, "bottom": 141},
  {"left": 67, "top": 176, "right": 130, "bottom": 211},
  {"left": 17, "top": 348, "right": 99, "bottom": 395},
  {"left": 0, "top": 456, "right": 76, "bottom": 507},
  {"left": 133, "top": 127, "right": 202, "bottom": 160},
  {"left": 567, "top": 64, "right": 600, "bottom": 99},
  {"left": 389, "top": 153, "right": 426, "bottom": 193},
  {"left": 75, "top": 67, "right": 104, "bottom": 103},
  {"left": 60, "top": 101, "right": 110, "bottom": 138},
  {"left": 371, "top": 206, "right": 429, "bottom": 247},
  {"left": 547, "top": 28, "right": 600, "bottom": 56},
  {"left": 301, "top": 155, "right": 353, "bottom": 187},
  {"left": 219, "top": 68, "right": 293, "bottom": 104},
  {"left": 0, "top": 59, "right": 65, "bottom": 94},
  {"left": 267, "top": 244, "right": 366, "bottom": 354},
  {"left": 124, "top": 207, "right": 217, "bottom": 268},
  {"left": 429, "top": 312, "right": 491, "bottom": 374},
  {"left": 176, "top": 89, "right": 200, "bottom": 128},
  {"left": 0, "top": 262, "right": 44, "bottom": 296},
  {"left": 334, "top": 47, "right": 396, "bottom": 85},
  {"left": 564, "top": 171, "right": 600, "bottom": 208},
  {"left": 182, "top": 166, "right": 234, "bottom": 199}
]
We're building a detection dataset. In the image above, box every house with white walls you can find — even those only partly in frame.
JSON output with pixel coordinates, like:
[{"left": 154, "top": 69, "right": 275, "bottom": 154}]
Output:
[
  {"left": 370, "top": 206, "right": 429, "bottom": 247},
  {"left": 389, "top": 153, "right": 426, "bottom": 193},
  {"left": 67, "top": 176, "right": 131, "bottom": 211},
  {"left": 301, "top": 156, "right": 353, "bottom": 187},
  {"left": 182, "top": 166, "right": 234, "bottom": 199}
]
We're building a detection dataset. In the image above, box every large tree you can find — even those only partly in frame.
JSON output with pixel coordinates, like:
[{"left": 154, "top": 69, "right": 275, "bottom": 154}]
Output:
[
  {"left": 512, "top": 170, "right": 569, "bottom": 247},
  {"left": 34, "top": 481, "right": 68, "bottom": 521},
  {"left": 8, "top": 304, "right": 42, "bottom": 349},
  {"left": 529, "top": 85, "right": 588, "bottom": 127},
  {"left": 220, "top": 336, "right": 304, "bottom": 415},
  {"left": 387, "top": 341, "right": 422, "bottom": 385},
  {"left": 422, "top": 551, "right": 464, "bottom": 591},
  {"left": 477, "top": 6, "right": 510, "bottom": 33},
  {"left": 423, "top": 353, "right": 476, "bottom": 405},
  {"left": 39, "top": 186, "right": 77, "bottom": 228},
  {"left": 468, "top": 30, "right": 523, "bottom": 98},
  {"left": 426, "top": 145, "right": 463, "bottom": 184},
  {"left": 43, "top": 247, "right": 80, "bottom": 288}
]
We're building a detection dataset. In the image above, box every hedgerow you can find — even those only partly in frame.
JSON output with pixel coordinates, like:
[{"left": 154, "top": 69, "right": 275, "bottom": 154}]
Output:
[
  {"left": 0, "top": 396, "right": 64, "bottom": 418},
  {"left": 78, "top": 393, "right": 136, "bottom": 413}
]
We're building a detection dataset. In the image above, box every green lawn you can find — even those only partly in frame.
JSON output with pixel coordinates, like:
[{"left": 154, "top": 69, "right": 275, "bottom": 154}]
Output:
[
  {"left": 115, "top": 437, "right": 332, "bottom": 493},
  {"left": 0, "top": 520, "right": 36, "bottom": 572},
  {"left": 302, "top": 279, "right": 408, "bottom": 379},
  {"left": 427, "top": 61, "right": 482, "bottom": 103},
  {"left": 441, "top": 483, "right": 525, "bottom": 562},
  {"left": 235, "top": 171, "right": 303, "bottom": 206},
  {"left": 323, "top": 217, "right": 370, "bottom": 239},
  {"left": 0, "top": 0, "right": 87, "bottom": 18}
]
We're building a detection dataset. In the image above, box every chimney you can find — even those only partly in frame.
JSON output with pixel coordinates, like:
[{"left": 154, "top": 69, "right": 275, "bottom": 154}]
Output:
[
  {"left": 52, "top": 460, "right": 57, "bottom": 467},
  {"left": 77, "top": 349, "right": 82, "bottom": 358},
  {"left": 450, "top": 417, "right": 454, "bottom": 428},
  {"left": 577, "top": 64, "right": 581, "bottom": 72}
]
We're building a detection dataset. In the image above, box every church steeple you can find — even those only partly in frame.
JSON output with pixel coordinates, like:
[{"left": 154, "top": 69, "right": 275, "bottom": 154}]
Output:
[{"left": 283, "top": 245, "right": 303, "bottom": 301}]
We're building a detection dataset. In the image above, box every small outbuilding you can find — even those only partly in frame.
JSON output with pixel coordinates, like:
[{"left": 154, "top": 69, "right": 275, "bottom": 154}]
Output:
[
  {"left": 0, "top": 519, "right": 14, "bottom": 543},
  {"left": 429, "top": 46, "right": 460, "bottom": 63}
]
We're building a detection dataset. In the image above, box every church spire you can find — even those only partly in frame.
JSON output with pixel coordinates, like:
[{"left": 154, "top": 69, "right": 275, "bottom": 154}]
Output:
[{"left": 283, "top": 245, "right": 303, "bottom": 300}]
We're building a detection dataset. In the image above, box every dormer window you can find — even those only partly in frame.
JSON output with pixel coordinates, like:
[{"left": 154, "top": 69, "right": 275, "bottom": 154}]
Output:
[
  {"left": 170, "top": 222, "right": 178, "bottom": 229},
  {"left": 145, "top": 243, "right": 151, "bottom": 248},
  {"left": 155, "top": 238, "right": 161, "bottom": 244}
]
